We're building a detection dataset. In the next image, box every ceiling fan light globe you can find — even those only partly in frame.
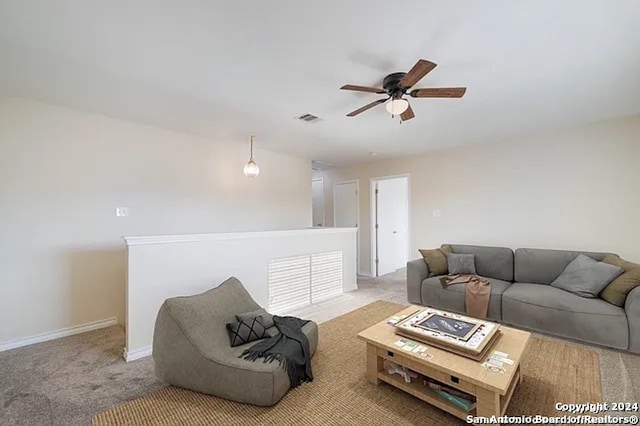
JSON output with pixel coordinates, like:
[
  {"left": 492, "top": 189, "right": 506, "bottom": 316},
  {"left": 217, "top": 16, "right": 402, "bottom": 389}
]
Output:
[
  {"left": 385, "top": 98, "right": 409, "bottom": 115},
  {"left": 243, "top": 160, "right": 260, "bottom": 178}
]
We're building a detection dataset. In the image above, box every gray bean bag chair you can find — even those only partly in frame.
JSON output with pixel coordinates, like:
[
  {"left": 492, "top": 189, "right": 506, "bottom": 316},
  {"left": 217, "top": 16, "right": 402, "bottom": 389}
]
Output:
[{"left": 152, "top": 277, "right": 319, "bottom": 406}]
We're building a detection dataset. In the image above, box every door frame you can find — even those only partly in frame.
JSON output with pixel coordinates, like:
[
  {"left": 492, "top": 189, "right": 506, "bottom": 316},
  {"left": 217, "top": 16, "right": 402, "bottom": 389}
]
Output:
[
  {"left": 370, "top": 174, "right": 411, "bottom": 277},
  {"left": 311, "top": 177, "right": 325, "bottom": 227},
  {"left": 333, "top": 179, "right": 360, "bottom": 274}
]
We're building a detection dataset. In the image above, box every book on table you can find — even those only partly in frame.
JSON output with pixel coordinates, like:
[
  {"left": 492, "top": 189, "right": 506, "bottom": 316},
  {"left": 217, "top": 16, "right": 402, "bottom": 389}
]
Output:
[{"left": 422, "top": 377, "right": 476, "bottom": 412}]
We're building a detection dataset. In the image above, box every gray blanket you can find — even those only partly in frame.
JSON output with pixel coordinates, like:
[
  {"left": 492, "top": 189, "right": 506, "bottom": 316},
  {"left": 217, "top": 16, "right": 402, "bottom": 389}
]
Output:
[{"left": 240, "top": 316, "right": 313, "bottom": 388}]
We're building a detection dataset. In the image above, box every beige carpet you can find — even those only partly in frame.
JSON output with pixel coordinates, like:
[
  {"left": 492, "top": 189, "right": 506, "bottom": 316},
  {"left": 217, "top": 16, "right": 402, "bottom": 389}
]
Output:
[{"left": 93, "top": 300, "right": 602, "bottom": 426}]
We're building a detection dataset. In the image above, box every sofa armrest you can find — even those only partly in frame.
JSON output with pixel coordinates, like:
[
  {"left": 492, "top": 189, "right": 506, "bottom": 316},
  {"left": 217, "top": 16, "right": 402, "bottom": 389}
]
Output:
[
  {"left": 625, "top": 286, "right": 640, "bottom": 353},
  {"left": 407, "top": 259, "right": 429, "bottom": 305}
]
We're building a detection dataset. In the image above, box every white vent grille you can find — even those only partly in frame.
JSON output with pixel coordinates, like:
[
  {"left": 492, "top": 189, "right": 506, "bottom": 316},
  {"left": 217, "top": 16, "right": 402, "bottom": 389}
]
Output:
[
  {"left": 296, "top": 113, "right": 320, "bottom": 122},
  {"left": 311, "top": 251, "right": 343, "bottom": 302},
  {"left": 311, "top": 160, "right": 337, "bottom": 171},
  {"left": 268, "top": 251, "right": 343, "bottom": 314},
  {"left": 268, "top": 255, "right": 311, "bottom": 314}
]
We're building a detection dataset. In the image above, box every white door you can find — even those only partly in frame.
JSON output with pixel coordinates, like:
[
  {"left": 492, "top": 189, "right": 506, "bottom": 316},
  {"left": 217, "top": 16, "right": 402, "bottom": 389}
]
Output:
[
  {"left": 311, "top": 178, "right": 324, "bottom": 227},
  {"left": 334, "top": 182, "right": 358, "bottom": 227},
  {"left": 374, "top": 177, "right": 409, "bottom": 276}
]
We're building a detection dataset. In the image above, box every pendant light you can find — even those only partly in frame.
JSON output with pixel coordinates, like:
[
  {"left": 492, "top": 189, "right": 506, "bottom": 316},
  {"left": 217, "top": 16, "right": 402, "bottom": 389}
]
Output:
[{"left": 243, "top": 135, "right": 260, "bottom": 178}]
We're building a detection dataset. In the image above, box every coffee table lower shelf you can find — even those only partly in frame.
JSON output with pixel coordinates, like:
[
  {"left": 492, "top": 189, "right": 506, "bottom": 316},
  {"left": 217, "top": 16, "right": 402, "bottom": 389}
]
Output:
[
  {"left": 367, "top": 342, "right": 523, "bottom": 423},
  {"left": 377, "top": 370, "right": 476, "bottom": 420}
]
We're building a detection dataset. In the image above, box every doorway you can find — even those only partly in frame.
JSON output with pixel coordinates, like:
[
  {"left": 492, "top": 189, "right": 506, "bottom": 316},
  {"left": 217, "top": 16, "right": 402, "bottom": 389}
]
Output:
[
  {"left": 311, "top": 178, "right": 324, "bottom": 227},
  {"left": 371, "top": 175, "right": 410, "bottom": 277}
]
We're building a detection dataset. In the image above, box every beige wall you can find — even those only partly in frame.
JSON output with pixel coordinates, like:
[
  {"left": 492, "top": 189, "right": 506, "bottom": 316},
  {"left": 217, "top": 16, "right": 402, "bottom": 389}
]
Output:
[
  {"left": 0, "top": 96, "right": 311, "bottom": 344},
  {"left": 315, "top": 114, "right": 640, "bottom": 275}
]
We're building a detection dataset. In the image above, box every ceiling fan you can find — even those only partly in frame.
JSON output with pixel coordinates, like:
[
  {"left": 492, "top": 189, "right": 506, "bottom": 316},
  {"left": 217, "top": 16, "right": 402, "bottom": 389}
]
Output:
[{"left": 340, "top": 59, "right": 466, "bottom": 122}]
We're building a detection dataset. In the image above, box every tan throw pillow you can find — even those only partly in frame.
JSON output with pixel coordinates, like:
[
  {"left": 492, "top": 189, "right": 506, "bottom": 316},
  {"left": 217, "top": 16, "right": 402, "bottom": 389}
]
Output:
[
  {"left": 603, "top": 255, "right": 639, "bottom": 272},
  {"left": 600, "top": 255, "right": 640, "bottom": 306},
  {"left": 419, "top": 245, "right": 452, "bottom": 277}
]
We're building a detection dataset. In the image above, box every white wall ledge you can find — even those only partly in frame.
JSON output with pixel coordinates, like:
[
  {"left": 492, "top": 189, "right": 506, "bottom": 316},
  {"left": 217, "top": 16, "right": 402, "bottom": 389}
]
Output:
[{"left": 123, "top": 227, "right": 358, "bottom": 246}]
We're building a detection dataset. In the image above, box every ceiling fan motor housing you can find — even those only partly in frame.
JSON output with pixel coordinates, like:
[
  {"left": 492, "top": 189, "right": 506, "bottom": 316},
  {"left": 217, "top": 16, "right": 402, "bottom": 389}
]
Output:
[{"left": 383, "top": 72, "right": 408, "bottom": 98}]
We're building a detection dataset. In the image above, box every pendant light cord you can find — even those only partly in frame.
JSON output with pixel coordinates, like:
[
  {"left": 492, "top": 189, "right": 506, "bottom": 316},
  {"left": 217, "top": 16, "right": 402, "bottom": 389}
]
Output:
[{"left": 250, "top": 135, "right": 254, "bottom": 160}]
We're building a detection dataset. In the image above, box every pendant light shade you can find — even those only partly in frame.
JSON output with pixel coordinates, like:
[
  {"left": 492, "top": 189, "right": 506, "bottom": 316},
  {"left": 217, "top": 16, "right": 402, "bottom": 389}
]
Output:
[
  {"left": 385, "top": 98, "right": 409, "bottom": 115},
  {"left": 243, "top": 159, "right": 260, "bottom": 178},
  {"left": 244, "top": 135, "right": 260, "bottom": 178}
]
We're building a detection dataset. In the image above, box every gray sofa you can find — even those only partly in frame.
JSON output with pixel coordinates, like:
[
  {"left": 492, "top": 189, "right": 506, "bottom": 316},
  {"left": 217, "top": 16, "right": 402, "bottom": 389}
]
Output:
[
  {"left": 153, "top": 277, "right": 319, "bottom": 406},
  {"left": 407, "top": 244, "right": 640, "bottom": 353}
]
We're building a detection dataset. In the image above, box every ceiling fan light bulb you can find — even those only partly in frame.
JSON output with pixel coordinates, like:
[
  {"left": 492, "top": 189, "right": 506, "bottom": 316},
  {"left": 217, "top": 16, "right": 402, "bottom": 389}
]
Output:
[
  {"left": 244, "top": 159, "right": 260, "bottom": 178},
  {"left": 386, "top": 98, "right": 409, "bottom": 115}
]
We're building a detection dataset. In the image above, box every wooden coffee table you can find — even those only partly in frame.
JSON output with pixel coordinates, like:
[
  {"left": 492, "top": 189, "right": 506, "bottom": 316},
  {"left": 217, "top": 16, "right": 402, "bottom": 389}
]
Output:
[{"left": 357, "top": 306, "right": 531, "bottom": 424}]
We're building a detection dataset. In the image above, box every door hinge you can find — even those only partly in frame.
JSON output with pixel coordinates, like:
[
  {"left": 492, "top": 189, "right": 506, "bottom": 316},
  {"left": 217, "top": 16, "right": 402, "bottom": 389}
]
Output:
[
  {"left": 375, "top": 188, "right": 379, "bottom": 194},
  {"left": 375, "top": 224, "right": 379, "bottom": 229},
  {"left": 375, "top": 258, "right": 379, "bottom": 264}
]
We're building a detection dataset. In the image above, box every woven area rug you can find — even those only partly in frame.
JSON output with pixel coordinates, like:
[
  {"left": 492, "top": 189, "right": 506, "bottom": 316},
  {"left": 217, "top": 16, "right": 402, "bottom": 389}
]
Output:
[{"left": 93, "top": 300, "right": 602, "bottom": 425}]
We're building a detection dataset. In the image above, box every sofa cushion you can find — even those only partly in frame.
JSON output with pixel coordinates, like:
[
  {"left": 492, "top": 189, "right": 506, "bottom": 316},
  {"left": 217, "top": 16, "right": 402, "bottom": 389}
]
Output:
[
  {"left": 514, "top": 248, "right": 615, "bottom": 285},
  {"left": 601, "top": 255, "right": 640, "bottom": 307},
  {"left": 418, "top": 245, "right": 452, "bottom": 277},
  {"left": 550, "top": 254, "right": 623, "bottom": 298},
  {"left": 502, "top": 283, "right": 628, "bottom": 349},
  {"left": 446, "top": 253, "right": 476, "bottom": 275},
  {"left": 420, "top": 276, "right": 511, "bottom": 321},
  {"left": 446, "top": 244, "right": 514, "bottom": 281}
]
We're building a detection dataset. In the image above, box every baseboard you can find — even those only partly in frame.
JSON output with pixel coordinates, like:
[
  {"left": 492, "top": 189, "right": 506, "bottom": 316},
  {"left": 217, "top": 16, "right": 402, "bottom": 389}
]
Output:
[
  {"left": 357, "top": 271, "right": 372, "bottom": 277},
  {"left": 124, "top": 346, "right": 152, "bottom": 362},
  {"left": 0, "top": 317, "right": 118, "bottom": 352}
]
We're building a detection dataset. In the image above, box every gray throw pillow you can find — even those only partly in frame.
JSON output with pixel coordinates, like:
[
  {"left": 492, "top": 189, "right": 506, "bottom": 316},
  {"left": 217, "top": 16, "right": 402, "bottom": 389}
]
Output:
[
  {"left": 226, "top": 315, "right": 268, "bottom": 347},
  {"left": 551, "top": 254, "right": 624, "bottom": 298},
  {"left": 236, "top": 308, "right": 275, "bottom": 328},
  {"left": 446, "top": 253, "right": 476, "bottom": 275}
]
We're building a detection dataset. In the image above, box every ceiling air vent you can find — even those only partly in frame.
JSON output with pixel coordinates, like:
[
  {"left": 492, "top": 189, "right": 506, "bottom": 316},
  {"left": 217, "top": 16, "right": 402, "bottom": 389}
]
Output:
[
  {"left": 296, "top": 113, "right": 320, "bottom": 123},
  {"left": 312, "top": 160, "right": 336, "bottom": 171}
]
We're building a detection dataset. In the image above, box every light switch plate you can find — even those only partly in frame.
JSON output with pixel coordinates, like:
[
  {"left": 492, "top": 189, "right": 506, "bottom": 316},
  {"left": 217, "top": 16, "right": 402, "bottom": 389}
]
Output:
[{"left": 116, "top": 207, "right": 129, "bottom": 217}]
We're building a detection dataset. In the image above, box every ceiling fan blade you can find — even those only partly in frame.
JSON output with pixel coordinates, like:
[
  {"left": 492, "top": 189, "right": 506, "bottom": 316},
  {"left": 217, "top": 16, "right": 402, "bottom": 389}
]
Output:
[
  {"left": 400, "top": 104, "right": 415, "bottom": 121},
  {"left": 410, "top": 87, "right": 467, "bottom": 98},
  {"left": 340, "top": 84, "right": 385, "bottom": 94},
  {"left": 399, "top": 59, "right": 437, "bottom": 88},
  {"left": 346, "top": 98, "right": 387, "bottom": 117}
]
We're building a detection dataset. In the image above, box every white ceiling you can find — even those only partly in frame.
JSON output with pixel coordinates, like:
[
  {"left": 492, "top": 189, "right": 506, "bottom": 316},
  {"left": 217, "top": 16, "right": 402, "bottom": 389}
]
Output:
[{"left": 1, "top": 1, "right": 640, "bottom": 165}]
